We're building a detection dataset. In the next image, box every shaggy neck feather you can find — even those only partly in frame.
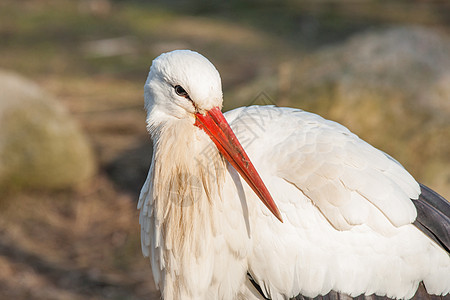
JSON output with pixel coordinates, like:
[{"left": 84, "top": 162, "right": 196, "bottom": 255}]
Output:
[{"left": 149, "top": 117, "right": 226, "bottom": 298}]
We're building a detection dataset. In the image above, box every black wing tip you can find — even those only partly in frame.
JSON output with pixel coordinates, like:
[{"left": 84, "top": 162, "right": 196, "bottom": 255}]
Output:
[
  {"left": 418, "top": 183, "right": 450, "bottom": 215},
  {"left": 413, "top": 183, "right": 450, "bottom": 254}
]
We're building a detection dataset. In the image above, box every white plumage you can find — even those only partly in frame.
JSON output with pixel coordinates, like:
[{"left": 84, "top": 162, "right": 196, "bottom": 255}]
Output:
[{"left": 138, "top": 50, "right": 450, "bottom": 300}]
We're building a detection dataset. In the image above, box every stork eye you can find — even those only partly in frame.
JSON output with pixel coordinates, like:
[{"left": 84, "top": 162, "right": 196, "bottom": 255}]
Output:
[{"left": 174, "top": 85, "right": 188, "bottom": 97}]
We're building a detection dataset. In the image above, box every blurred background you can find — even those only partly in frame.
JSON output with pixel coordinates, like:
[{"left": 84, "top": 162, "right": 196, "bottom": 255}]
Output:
[{"left": 0, "top": 0, "right": 449, "bottom": 299}]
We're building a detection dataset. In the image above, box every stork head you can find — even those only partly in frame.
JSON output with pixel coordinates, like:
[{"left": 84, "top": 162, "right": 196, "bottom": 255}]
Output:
[
  {"left": 144, "top": 50, "right": 283, "bottom": 222},
  {"left": 144, "top": 50, "right": 223, "bottom": 123}
]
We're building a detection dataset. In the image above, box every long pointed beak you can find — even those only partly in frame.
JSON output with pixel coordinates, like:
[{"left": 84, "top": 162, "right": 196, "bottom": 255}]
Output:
[{"left": 194, "top": 106, "right": 283, "bottom": 222}]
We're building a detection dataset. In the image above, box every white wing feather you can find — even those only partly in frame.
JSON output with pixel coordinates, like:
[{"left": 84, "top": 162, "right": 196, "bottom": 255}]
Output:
[
  {"left": 227, "top": 106, "right": 419, "bottom": 232},
  {"left": 224, "top": 106, "right": 450, "bottom": 299}
]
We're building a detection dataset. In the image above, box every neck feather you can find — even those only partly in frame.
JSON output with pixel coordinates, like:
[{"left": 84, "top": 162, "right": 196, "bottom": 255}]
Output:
[{"left": 150, "top": 118, "right": 226, "bottom": 270}]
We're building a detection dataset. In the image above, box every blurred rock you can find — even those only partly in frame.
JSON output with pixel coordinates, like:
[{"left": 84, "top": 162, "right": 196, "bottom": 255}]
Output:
[
  {"left": 296, "top": 26, "right": 450, "bottom": 117},
  {"left": 234, "top": 26, "right": 450, "bottom": 198},
  {"left": 0, "top": 70, "right": 96, "bottom": 192}
]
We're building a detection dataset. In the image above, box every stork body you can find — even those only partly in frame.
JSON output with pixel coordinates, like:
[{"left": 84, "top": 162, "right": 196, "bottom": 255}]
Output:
[{"left": 138, "top": 50, "right": 450, "bottom": 300}]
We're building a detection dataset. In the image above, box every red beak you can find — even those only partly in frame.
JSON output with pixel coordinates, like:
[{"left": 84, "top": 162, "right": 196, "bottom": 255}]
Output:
[{"left": 194, "top": 106, "right": 283, "bottom": 222}]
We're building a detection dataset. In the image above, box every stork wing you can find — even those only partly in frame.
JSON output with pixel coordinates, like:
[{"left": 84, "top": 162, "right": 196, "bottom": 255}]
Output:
[
  {"left": 226, "top": 105, "right": 421, "bottom": 234},
  {"left": 225, "top": 106, "right": 450, "bottom": 299}
]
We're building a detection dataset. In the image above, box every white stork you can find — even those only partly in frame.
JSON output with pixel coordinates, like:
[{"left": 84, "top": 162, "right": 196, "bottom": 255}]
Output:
[{"left": 138, "top": 50, "right": 450, "bottom": 300}]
